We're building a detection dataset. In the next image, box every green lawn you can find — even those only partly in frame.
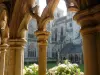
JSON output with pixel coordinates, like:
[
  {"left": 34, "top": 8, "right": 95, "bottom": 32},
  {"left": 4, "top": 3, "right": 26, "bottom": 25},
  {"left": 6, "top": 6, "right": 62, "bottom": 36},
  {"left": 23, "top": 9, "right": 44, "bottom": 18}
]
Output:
[
  {"left": 47, "top": 62, "right": 57, "bottom": 69},
  {"left": 79, "top": 64, "right": 84, "bottom": 72}
]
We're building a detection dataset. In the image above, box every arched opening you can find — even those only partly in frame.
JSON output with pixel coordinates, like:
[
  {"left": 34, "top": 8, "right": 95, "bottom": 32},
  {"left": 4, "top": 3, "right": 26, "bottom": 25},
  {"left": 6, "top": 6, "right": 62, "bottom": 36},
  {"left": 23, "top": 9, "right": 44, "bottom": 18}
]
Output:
[
  {"left": 0, "top": 0, "right": 100, "bottom": 75},
  {"left": 75, "top": 54, "right": 79, "bottom": 63},
  {"left": 24, "top": 0, "right": 84, "bottom": 72}
]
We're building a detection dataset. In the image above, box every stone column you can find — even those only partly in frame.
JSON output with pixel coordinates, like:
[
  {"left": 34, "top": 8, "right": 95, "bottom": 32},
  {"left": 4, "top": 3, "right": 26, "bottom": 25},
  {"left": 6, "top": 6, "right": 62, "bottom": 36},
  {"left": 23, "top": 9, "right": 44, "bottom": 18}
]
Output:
[
  {"left": 81, "top": 26, "right": 98, "bottom": 75},
  {"left": 35, "top": 31, "right": 50, "bottom": 75},
  {"left": 96, "top": 21, "right": 100, "bottom": 74},
  {"left": 74, "top": 4, "right": 100, "bottom": 75},
  {"left": 8, "top": 39, "right": 26, "bottom": 75},
  {"left": 4, "top": 46, "right": 10, "bottom": 75},
  {"left": 0, "top": 44, "right": 8, "bottom": 75}
]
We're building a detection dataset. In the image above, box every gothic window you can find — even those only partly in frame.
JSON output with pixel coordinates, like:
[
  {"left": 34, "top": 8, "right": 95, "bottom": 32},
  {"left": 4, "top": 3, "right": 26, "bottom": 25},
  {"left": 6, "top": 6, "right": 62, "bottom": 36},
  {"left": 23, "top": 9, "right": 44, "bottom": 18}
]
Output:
[
  {"left": 70, "top": 54, "right": 73, "bottom": 62},
  {"left": 70, "top": 23, "right": 72, "bottom": 27},
  {"left": 61, "top": 27, "right": 63, "bottom": 36},
  {"left": 51, "top": 30, "right": 55, "bottom": 42},
  {"left": 52, "top": 51, "right": 57, "bottom": 59},
  {"left": 55, "top": 28, "right": 57, "bottom": 41},
  {"left": 28, "top": 49, "right": 36, "bottom": 57},
  {"left": 60, "top": 27, "right": 64, "bottom": 41},
  {"left": 47, "top": 50, "right": 50, "bottom": 58},
  {"left": 52, "top": 35, "right": 54, "bottom": 42},
  {"left": 28, "top": 43, "right": 36, "bottom": 57},
  {"left": 75, "top": 54, "right": 78, "bottom": 62}
]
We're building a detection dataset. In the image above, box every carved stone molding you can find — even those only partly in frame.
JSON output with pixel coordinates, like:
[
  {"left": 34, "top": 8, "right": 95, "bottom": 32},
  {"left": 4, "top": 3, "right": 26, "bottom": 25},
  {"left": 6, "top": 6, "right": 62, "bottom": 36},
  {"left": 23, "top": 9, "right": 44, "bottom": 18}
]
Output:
[
  {"left": 31, "top": 0, "right": 59, "bottom": 31},
  {"left": 8, "top": 39, "right": 26, "bottom": 49},
  {"left": 35, "top": 31, "right": 50, "bottom": 45},
  {"left": 9, "top": 0, "right": 35, "bottom": 39},
  {"left": 0, "top": 44, "right": 8, "bottom": 50},
  {"left": 0, "top": 3, "right": 9, "bottom": 45},
  {"left": 73, "top": 4, "right": 100, "bottom": 35}
]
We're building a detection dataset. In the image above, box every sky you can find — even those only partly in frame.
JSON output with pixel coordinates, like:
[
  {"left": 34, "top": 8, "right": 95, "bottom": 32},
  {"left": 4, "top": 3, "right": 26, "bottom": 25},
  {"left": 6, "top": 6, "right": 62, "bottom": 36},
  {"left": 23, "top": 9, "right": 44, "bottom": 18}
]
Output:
[{"left": 39, "top": 0, "right": 67, "bottom": 16}]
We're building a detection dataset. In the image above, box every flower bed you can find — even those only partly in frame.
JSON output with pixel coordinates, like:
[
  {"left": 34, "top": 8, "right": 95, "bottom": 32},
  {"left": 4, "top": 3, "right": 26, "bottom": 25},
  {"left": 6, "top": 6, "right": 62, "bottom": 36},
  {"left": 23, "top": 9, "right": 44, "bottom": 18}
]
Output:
[{"left": 24, "top": 60, "right": 84, "bottom": 75}]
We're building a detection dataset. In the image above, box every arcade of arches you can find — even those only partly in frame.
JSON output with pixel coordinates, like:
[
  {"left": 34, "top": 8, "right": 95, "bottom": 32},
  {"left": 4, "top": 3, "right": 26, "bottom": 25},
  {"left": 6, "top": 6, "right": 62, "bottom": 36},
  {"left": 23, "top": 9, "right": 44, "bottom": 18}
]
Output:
[{"left": 0, "top": 0, "right": 100, "bottom": 75}]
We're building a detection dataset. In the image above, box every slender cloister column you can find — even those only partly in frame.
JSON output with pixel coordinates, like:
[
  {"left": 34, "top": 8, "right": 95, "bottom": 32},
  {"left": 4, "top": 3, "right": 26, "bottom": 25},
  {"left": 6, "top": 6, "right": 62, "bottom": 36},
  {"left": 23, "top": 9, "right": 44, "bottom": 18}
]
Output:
[
  {"left": 32, "top": 0, "right": 59, "bottom": 75},
  {"left": 74, "top": 4, "right": 100, "bottom": 75},
  {"left": 4, "top": 45, "right": 10, "bottom": 75},
  {"left": 8, "top": 39, "right": 26, "bottom": 75},
  {"left": 0, "top": 44, "right": 8, "bottom": 75},
  {"left": 96, "top": 25, "right": 100, "bottom": 74},
  {"left": 35, "top": 31, "right": 50, "bottom": 75},
  {"left": 96, "top": 14, "right": 100, "bottom": 74}
]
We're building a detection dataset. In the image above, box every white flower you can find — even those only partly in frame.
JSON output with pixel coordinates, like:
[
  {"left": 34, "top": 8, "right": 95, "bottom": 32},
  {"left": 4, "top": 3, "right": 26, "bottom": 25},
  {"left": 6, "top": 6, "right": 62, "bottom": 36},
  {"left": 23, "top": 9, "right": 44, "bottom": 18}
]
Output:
[
  {"left": 29, "top": 69, "right": 33, "bottom": 73},
  {"left": 68, "top": 64, "right": 73, "bottom": 68},
  {"left": 34, "top": 63, "right": 38, "bottom": 67},
  {"left": 73, "top": 63, "right": 79, "bottom": 67},
  {"left": 58, "top": 64, "right": 66, "bottom": 68},
  {"left": 23, "top": 69, "right": 26, "bottom": 74}
]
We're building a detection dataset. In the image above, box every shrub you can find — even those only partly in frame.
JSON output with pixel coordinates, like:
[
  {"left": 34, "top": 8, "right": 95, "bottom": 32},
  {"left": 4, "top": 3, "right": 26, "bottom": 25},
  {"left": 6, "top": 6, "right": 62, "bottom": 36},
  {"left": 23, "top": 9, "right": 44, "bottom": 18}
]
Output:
[
  {"left": 24, "top": 63, "right": 38, "bottom": 75},
  {"left": 24, "top": 60, "right": 84, "bottom": 75},
  {"left": 47, "top": 60, "right": 82, "bottom": 75}
]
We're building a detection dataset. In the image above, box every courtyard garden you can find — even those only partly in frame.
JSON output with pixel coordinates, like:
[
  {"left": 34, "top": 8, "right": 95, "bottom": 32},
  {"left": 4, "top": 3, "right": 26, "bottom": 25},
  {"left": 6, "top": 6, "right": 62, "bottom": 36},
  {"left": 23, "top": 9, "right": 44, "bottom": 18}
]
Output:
[{"left": 24, "top": 60, "right": 84, "bottom": 75}]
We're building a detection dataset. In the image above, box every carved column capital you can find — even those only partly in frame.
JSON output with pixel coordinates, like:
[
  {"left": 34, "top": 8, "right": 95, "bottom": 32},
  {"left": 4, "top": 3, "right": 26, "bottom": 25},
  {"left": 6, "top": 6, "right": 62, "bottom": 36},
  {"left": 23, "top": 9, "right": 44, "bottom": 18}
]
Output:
[
  {"left": 73, "top": 4, "right": 100, "bottom": 35},
  {"left": 0, "top": 44, "right": 8, "bottom": 52},
  {"left": 35, "top": 31, "right": 50, "bottom": 45},
  {"left": 0, "top": 44, "right": 8, "bottom": 54},
  {"left": 8, "top": 39, "right": 26, "bottom": 49},
  {"left": 0, "top": 44, "right": 8, "bottom": 50}
]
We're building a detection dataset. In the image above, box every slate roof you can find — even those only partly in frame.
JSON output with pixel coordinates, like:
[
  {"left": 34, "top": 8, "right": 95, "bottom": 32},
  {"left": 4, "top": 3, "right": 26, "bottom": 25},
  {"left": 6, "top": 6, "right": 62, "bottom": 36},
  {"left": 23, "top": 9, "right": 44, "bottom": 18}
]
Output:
[{"left": 61, "top": 43, "right": 82, "bottom": 55}]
